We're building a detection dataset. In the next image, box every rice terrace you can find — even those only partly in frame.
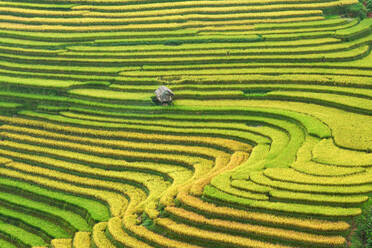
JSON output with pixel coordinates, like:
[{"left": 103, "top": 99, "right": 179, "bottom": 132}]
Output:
[{"left": 0, "top": 0, "right": 371, "bottom": 247}]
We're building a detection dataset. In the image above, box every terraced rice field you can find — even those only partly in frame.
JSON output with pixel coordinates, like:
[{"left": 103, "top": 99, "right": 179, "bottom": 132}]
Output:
[{"left": 0, "top": 0, "right": 370, "bottom": 247}]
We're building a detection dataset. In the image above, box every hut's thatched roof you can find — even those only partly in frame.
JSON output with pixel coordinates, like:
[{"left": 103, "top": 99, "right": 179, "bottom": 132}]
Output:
[{"left": 155, "top": 86, "right": 174, "bottom": 96}]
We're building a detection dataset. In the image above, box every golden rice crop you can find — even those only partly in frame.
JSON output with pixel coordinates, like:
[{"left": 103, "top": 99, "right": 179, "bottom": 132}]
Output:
[
  {"left": 190, "top": 155, "right": 230, "bottom": 196},
  {"left": 0, "top": 124, "right": 228, "bottom": 161},
  {"left": 72, "top": 232, "right": 91, "bottom": 248},
  {"left": 72, "top": 0, "right": 348, "bottom": 12},
  {"left": 69, "top": 37, "right": 337, "bottom": 53},
  {"left": 0, "top": 144, "right": 167, "bottom": 206},
  {"left": 250, "top": 171, "right": 372, "bottom": 195},
  {"left": 177, "top": 187, "right": 350, "bottom": 232},
  {"left": 0, "top": 141, "right": 192, "bottom": 196},
  {"left": 0, "top": 116, "right": 250, "bottom": 152},
  {"left": 0, "top": 14, "right": 196, "bottom": 26},
  {"left": 72, "top": 6, "right": 322, "bottom": 19},
  {"left": 2, "top": 160, "right": 152, "bottom": 205},
  {"left": 0, "top": 6, "right": 85, "bottom": 17},
  {"left": 92, "top": 222, "right": 116, "bottom": 248},
  {"left": 270, "top": 190, "right": 368, "bottom": 204},
  {"left": 0, "top": 22, "right": 187, "bottom": 32},
  {"left": 0, "top": 131, "right": 212, "bottom": 168},
  {"left": 124, "top": 215, "right": 203, "bottom": 248},
  {"left": 51, "top": 238, "right": 72, "bottom": 248},
  {"left": 166, "top": 207, "right": 346, "bottom": 246},
  {"left": 82, "top": 15, "right": 322, "bottom": 27},
  {"left": 264, "top": 168, "right": 372, "bottom": 186},
  {"left": 204, "top": 184, "right": 361, "bottom": 217},
  {"left": 210, "top": 171, "right": 269, "bottom": 200},
  {"left": 155, "top": 217, "right": 294, "bottom": 248},
  {"left": 106, "top": 217, "right": 152, "bottom": 248},
  {"left": 0, "top": 166, "right": 126, "bottom": 217}
]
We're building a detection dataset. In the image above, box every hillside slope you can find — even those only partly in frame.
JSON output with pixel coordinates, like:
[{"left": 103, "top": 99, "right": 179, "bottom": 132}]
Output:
[{"left": 0, "top": 0, "right": 370, "bottom": 247}]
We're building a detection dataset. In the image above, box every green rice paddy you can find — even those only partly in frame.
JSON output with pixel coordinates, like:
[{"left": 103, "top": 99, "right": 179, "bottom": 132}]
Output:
[{"left": 0, "top": 0, "right": 370, "bottom": 247}]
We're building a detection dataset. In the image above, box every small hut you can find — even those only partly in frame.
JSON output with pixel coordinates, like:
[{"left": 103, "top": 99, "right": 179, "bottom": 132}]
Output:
[{"left": 154, "top": 86, "right": 174, "bottom": 105}]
